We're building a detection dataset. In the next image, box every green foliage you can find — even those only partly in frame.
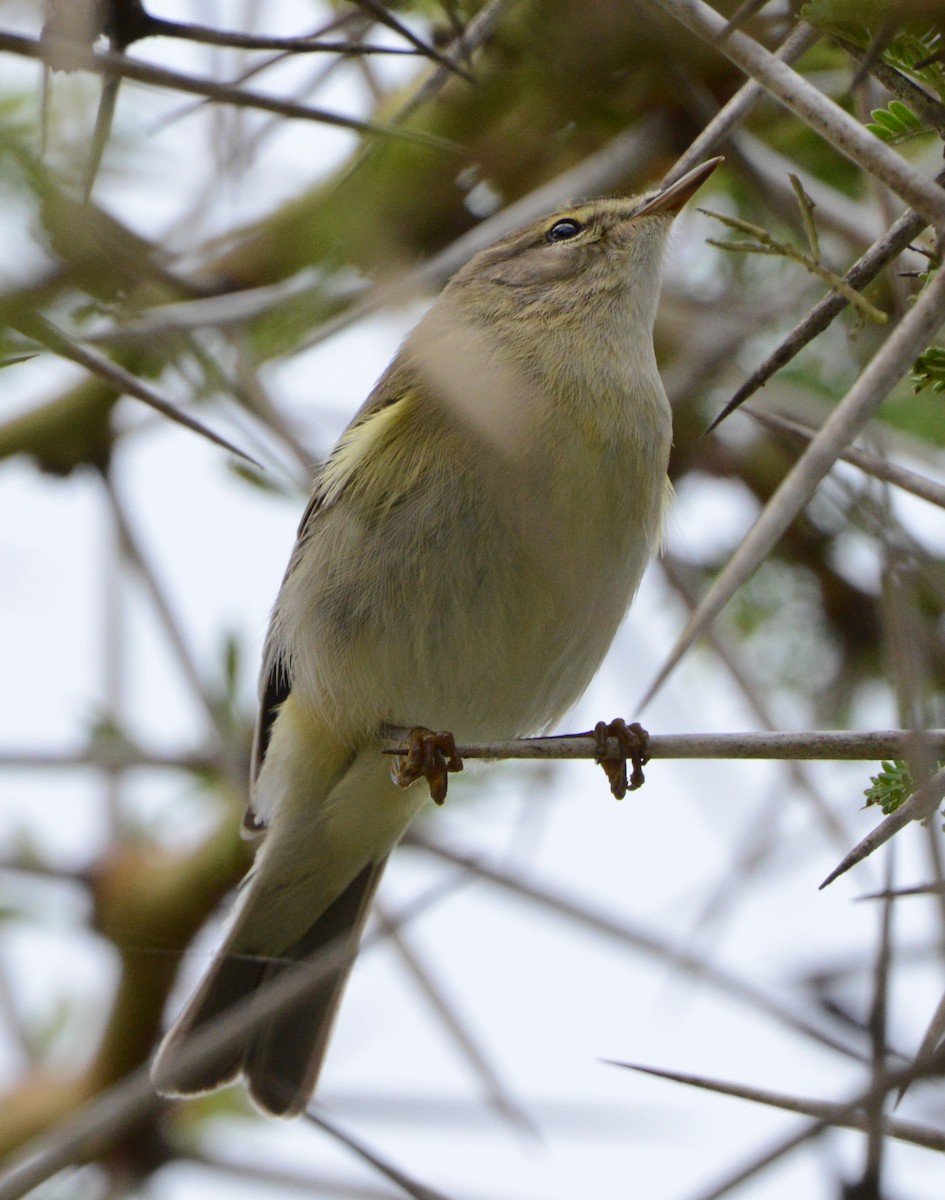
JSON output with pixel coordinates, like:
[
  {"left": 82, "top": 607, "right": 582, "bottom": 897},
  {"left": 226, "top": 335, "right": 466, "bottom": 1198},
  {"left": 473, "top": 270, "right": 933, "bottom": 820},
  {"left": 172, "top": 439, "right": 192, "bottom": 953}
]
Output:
[
  {"left": 801, "top": 3, "right": 945, "bottom": 100},
  {"left": 911, "top": 345, "right": 945, "bottom": 393},
  {"left": 865, "top": 100, "right": 929, "bottom": 143},
  {"left": 865, "top": 759, "right": 945, "bottom": 814},
  {"left": 865, "top": 759, "right": 914, "bottom": 812}
]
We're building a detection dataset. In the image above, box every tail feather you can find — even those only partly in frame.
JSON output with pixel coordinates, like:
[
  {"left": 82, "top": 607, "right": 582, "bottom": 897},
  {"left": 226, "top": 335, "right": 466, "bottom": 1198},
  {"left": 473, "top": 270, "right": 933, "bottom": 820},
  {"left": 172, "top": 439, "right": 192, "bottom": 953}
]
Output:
[
  {"left": 152, "top": 858, "right": 387, "bottom": 1115},
  {"left": 243, "top": 858, "right": 386, "bottom": 1116}
]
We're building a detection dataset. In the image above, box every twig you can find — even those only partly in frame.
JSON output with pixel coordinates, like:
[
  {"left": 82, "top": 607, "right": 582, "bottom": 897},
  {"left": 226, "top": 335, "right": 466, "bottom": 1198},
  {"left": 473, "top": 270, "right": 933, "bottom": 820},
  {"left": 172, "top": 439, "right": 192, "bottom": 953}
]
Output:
[
  {"left": 385, "top": 729, "right": 945, "bottom": 763},
  {"left": 707, "top": 176, "right": 941, "bottom": 428},
  {"left": 633, "top": 3, "right": 945, "bottom": 227},
  {"left": 305, "top": 1111, "right": 455, "bottom": 1200},
  {"left": 607, "top": 1061, "right": 945, "bottom": 1152},
  {"left": 789, "top": 171, "right": 820, "bottom": 259},
  {"left": 745, "top": 409, "right": 945, "bottom": 512},
  {"left": 0, "top": 879, "right": 464, "bottom": 1200},
  {"left": 0, "top": 32, "right": 457, "bottom": 153},
  {"left": 10, "top": 312, "right": 258, "bottom": 464},
  {"left": 702, "top": 206, "right": 888, "bottom": 322},
  {"left": 641, "top": 254, "right": 945, "bottom": 706}
]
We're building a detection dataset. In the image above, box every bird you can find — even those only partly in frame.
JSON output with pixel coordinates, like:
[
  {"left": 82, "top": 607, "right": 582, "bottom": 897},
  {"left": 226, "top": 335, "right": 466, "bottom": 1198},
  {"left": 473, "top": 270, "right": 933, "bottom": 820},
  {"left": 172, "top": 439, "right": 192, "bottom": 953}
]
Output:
[{"left": 151, "top": 156, "right": 722, "bottom": 1117}]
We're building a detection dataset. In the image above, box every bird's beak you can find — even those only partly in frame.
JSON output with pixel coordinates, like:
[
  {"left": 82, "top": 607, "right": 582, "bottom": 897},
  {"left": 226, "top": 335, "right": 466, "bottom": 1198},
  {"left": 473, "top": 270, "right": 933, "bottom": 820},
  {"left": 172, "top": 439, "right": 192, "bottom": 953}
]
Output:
[{"left": 634, "top": 157, "right": 723, "bottom": 217}]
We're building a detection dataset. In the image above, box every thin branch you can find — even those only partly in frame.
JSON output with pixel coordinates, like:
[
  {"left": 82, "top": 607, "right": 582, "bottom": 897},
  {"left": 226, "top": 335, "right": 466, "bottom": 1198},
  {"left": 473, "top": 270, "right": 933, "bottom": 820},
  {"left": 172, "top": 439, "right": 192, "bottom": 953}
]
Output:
[
  {"left": 633, "top": 3, "right": 945, "bottom": 226},
  {"left": 745, "top": 409, "right": 945, "bottom": 512},
  {"left": 406, "top": 834, "right": 866, "bottom": 1062},
  {"left": 10, "top": 312, "right": 257, "bottom": 465},
  {"left": 380, "top": 0, "right": 516, "bottom": 118},
  {"left": 656, "top": 22, "right": 820, "bottom": 187},
  {"left": 385, "top": 728, "right": 945, "bottom": 763},
  {"left": 702, "top": 206, "right": 888, "bottom": 323},
  {"left": 345, "top": 0, "right": 474, "bottom": 83},
  {"left": 136, "top": 19, "right": 429, "bottom": 57},
  {"left": 674, "top": 1042, "right": 945, "bottom": 1200},
  {"left": 0, "top": 32, "right": 457, "bottom": 152},
  {"left": 861, "top": 851, "right": 896, "bottom": 1187},
  {"left": 305, "top": 1112, "right": 456, "bottom": 1200},
  {"left": 374, "top": 903, "right": 533, "bottom": 1133},
  {"left": 707, "top": 173, "right": 941, "bottom": 428},
  {"left": 0, "top": 879, "right": 464, "bottom": 1200},
  {"left": 607, "top": 1061, "right": 945, "bottom": 1153},
  {"left": 641, "top": 258, "right": 945, "bottom": 706}
]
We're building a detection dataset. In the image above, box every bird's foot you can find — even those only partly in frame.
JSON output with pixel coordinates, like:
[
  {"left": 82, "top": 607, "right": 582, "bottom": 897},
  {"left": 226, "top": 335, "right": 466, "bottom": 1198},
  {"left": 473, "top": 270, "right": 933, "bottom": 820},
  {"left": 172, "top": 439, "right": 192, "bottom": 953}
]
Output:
[
  {"left": 591, "top": 719, "right": 649, "bottom": 798},
  {"left": 391, "top": 726, "right": 463, "bottom": 805}
]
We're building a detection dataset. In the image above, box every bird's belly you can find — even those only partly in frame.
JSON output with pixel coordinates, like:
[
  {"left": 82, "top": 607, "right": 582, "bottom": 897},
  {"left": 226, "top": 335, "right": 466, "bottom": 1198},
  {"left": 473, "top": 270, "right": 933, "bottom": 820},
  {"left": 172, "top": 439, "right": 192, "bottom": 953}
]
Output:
[{"left": 282, "top": 430, "right": 666, "bottom": 743}]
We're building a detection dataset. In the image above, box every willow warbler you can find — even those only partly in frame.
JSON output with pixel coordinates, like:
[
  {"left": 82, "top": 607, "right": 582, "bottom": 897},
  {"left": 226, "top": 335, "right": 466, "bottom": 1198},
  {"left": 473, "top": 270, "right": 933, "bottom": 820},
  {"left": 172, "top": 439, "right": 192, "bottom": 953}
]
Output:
[{"left": 152, "top": 157, "right": 721, "bottom": 1116}]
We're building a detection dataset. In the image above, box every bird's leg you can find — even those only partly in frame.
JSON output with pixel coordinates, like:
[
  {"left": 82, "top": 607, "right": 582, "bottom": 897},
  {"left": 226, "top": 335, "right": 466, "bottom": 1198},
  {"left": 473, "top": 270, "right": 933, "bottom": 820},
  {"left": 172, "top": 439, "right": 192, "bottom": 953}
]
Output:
[
  {"left": 591, "top": 719, "right": 650, "bottom": 798},
  {"left": 391, "top": 726, "right": 464, "bottom": 805}
]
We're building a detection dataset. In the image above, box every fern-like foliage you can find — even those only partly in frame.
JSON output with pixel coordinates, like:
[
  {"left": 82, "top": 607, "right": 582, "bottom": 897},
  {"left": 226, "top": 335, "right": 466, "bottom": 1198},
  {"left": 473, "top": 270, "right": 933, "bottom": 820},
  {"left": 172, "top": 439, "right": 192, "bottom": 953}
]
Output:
[
  {"left": 865, "top": 99, "right": 930, "bottom": 142},
  {"left": 911, "top": 345, "right": 945, "bottom": 393},
  {"left": 865, "top": 759, "right": 945, "bottom": 814},
  {"left": 801, "top": 2, "right": 945, "bottom": 100}
]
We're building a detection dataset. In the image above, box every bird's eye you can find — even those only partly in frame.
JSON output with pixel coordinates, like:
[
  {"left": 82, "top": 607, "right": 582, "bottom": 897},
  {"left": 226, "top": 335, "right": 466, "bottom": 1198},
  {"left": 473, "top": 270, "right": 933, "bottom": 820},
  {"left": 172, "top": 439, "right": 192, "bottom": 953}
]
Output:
[{"left": 545, "top": 218, "right": 584, "bottom": 243}]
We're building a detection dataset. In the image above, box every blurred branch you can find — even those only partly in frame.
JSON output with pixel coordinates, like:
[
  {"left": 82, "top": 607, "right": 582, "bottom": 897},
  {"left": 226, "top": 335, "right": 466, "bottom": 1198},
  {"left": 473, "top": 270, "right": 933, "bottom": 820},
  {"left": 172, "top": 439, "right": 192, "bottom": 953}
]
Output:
[
  {"left": 305, "top": 1111, "right": 456, "bottom": 1200},
  {"left": 10, "top": 312, "right": 257, "bottom": 464},
  {"left": 0, "top": 876, "right": 464, "bottom": 1196},
  {"left": 374, "top": 903, "right": 532, "bottom": 1132},
  {"left": 0, "top": 32, "right": 457, "bottom": 150},
  {"left": 643, "top": 254, "right": 945, "bottom": 704},
  {"left": 746, "top": 409, "right": 945, "bottom": 511},
  {"left": 658, "top": 21, "right": 819, "bottom": 184},
  {"left": 406, "top": 834, "right": 866, "bottom": 1061},
  {"left": 0, "top": 747, "right": 217, "bottom": 772},
  {"left": 608, "top": 1061, "right": 945, "bottom": 1152}
]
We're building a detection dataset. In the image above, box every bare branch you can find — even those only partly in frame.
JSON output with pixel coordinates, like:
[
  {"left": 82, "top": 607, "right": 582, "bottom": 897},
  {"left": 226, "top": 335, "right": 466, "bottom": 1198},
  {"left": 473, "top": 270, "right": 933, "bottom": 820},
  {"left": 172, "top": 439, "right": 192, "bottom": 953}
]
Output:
[
  {"left": 635, "top": 3, "right": 945, "bottom": 226},
  {"left": 707, "top": 178, "right": 939, "bottom": 427},
  {"left": 0, "top": 32, "right": 457, "bottom": 152},
  {"left": 305, "top": 1111, "right": 456, "bottom": 1200},
  {"left": 607, "top": 1061, "right": 945, "bottom": 1152},
  {"left": 406, "top": 834, "right": 866, "bottom": 1060},
  {"left": 11, "top": 312, "right": 258, "bottom": 464},
  {"left": 745, "top": 409, "right": 945, "bottom": 512},
  {"left": 642, "top": 259, "right": 945, "bottom": 705},
  {"left": 386, "top": 729, "right": 945, "bottom": 763}
]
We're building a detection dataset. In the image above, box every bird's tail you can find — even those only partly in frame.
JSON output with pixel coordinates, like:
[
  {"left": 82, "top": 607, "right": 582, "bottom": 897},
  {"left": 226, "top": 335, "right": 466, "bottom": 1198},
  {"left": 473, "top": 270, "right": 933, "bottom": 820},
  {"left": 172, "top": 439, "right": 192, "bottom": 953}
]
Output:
[{"left": 151, "top": 856, "right": 386, "bottom": 1117}]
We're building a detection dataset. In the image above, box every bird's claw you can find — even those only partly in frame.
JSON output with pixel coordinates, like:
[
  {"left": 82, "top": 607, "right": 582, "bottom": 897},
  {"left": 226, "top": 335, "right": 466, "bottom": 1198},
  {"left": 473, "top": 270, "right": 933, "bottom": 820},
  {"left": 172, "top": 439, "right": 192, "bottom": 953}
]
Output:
[
  {"left": 391, "top": 726, "right": 463, "bottom": 805},
  {"left": 592, "top": 719, "right": 649, "bottom": 798}
]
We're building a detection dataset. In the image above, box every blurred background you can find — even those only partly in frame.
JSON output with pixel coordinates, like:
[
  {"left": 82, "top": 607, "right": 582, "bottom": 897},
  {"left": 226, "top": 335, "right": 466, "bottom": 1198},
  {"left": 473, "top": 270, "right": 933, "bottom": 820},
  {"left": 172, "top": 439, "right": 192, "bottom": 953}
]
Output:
[{"left": 1, "top": 1, "right": 945, "bottom": 1197}]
